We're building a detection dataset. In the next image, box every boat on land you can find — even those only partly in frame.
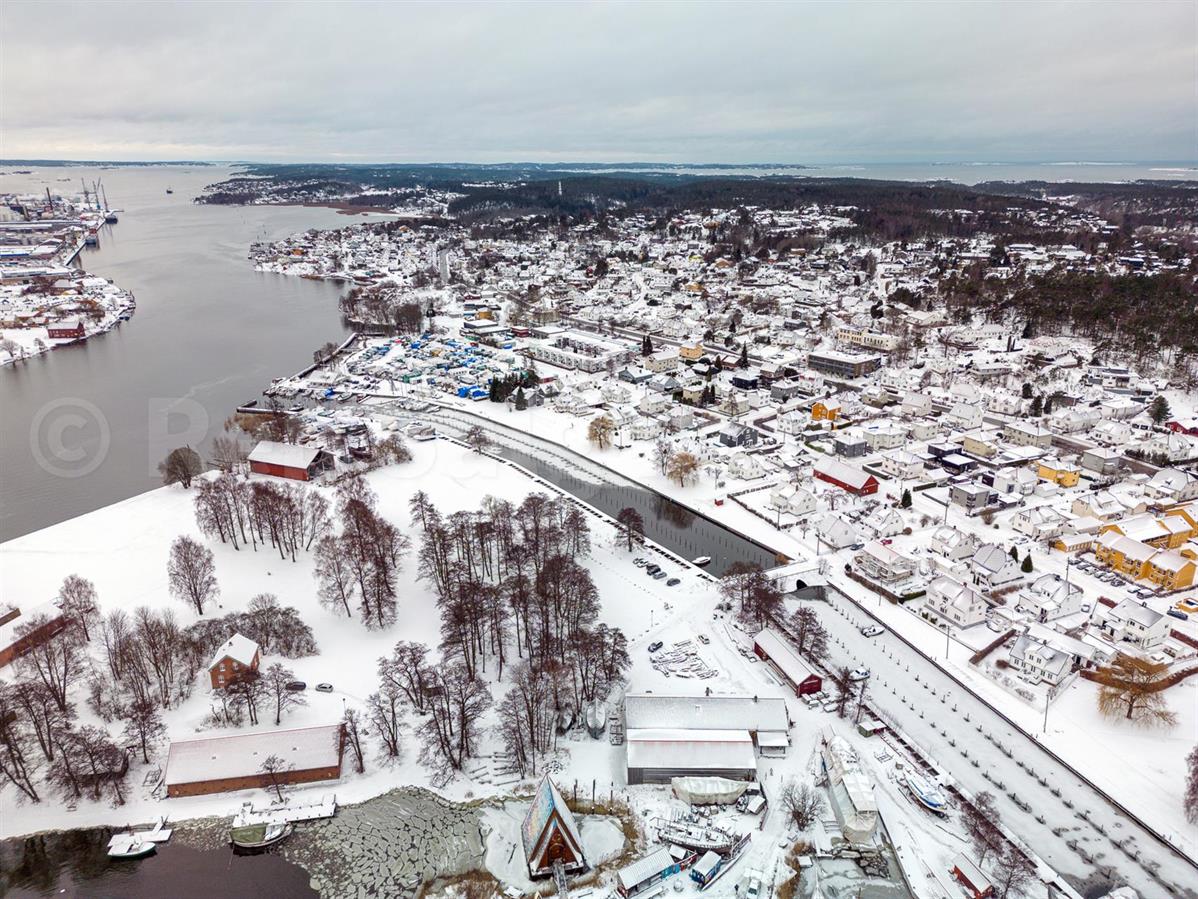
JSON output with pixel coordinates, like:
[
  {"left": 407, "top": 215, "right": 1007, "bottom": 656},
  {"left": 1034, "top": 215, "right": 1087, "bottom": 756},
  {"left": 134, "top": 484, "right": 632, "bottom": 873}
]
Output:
[
  {"left": 230, "top": 821, "right": 294, "bottom": 851},
  {"left": 658, "top": 819, "right": 740, "bottom": 853},
  {"left": 692, "top": 556, "right": 712, "bottom": 567},
  {"left": 107, "top": 833, "right": 157, "bottom": 859},
  {"left": 903, "top": 770, "right": 949, "bottom": 815}
]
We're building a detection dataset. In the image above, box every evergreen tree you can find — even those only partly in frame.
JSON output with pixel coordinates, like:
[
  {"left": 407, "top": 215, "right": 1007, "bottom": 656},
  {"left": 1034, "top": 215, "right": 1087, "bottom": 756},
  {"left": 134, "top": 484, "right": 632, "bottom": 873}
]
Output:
[
  {"left": 1021, "top": 382, "right": 1033, "bottom": 399},
  {"left": 514, "top": 387, "right": 528, "bottom": 411},
  {"left": 1029, "top": 395, "right": 1043, "bottom": 416},
  {"left": 1009, "top": 545, "right": 1019, "bottom": 561},
  {"left": 900, "top": 489, "right": 911, "bottom": 509},
  {"left": 738, "top": 343, "right": 749, "bottom": 369},
  {"left": 1149, "top": 395, "right": 1172, "bottom": 426},
  {"left": 1021, "top": 554, "right": 1033, "bottom": 573}
]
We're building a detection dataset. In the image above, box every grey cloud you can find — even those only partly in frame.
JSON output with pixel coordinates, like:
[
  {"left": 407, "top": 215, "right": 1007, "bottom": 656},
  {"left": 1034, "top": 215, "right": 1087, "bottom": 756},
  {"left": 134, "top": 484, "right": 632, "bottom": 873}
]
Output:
[{"left": 2, "top": 0, "right": 1194, "bottom": 162}]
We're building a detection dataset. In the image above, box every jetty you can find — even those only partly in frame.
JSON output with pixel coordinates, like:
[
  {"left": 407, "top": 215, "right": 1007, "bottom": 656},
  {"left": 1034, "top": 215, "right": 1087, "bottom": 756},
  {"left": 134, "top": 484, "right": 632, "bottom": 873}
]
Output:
[{"left": 232, "top": 793, "right": 338, "bottom": 828}]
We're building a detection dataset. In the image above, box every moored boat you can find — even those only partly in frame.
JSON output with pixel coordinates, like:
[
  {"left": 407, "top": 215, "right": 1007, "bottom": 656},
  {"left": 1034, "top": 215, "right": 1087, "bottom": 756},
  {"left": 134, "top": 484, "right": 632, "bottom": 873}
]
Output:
[
  {"left": 903, "top": 770, "right": 949, "bottom": 816},
  {"left": 107, "top": 833, "right": 157, "bottom": 859},
  {"left": 230, "top": 821, "right": 294, "bottom": 851}
]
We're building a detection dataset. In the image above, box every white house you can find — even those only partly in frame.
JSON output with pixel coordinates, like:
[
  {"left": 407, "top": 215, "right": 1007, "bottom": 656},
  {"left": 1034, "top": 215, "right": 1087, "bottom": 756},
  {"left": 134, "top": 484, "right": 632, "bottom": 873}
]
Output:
[
  {"left": 876, "top": 449, "right": 924, "bottom": 481},
  {"left": 929, "top": 526, "right": 980, "bottom": 561},
  {"left": 923, "top": 576, "right": 988, "bottom": 629},
  {"left": 993, "top": 466, "right": 1039, "bottom": 497},
  {"left": 901, "top": 391, "right": 934, "bottom": 418},
  {"left": 727, "top": 452, "right": 766, "bottom": 481},
  {"left": 1098, "top": 599, "right": 1167, "bottom": 651},
  {"left": 1013, "top": 506, "right": 1069, "bottom": 541},
  {"left": 853, "top": 541, "right": 916, "bottom": 583},
  {"left": 1008, "top": 634, "right": 1071, "bottom": 686},
  {"left": 816, "top": 514, "right": 858, "bottom": 549},
  {"left": 1015, "top": 573, "right": 1085, "bottom": 623},
  {"left": 945, "top": 402, "right": 984, "bottom": 430},
  {"left": 769, "top": 483, "right": 818, "bottom": 518},
  {"left": 970, "top": 543, "right": 1024, "bottom": 590},
  {"left": 870, "top": 508, "right": 906, "bottom": 538}
]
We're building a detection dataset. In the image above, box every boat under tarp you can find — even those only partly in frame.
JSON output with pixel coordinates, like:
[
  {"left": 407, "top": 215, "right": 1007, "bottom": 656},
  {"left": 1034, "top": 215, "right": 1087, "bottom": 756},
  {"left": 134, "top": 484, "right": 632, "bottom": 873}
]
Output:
[
  {"left": 657, "top": 820, "right": 741, "bottom": 853},
  {"left": 671, "top": 776, "right": 750, "bottom": 805}
]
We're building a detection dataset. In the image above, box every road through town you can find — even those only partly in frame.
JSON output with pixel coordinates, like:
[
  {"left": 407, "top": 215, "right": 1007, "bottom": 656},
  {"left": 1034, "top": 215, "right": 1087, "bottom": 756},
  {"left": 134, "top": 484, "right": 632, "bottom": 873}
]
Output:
[{"left": 812, "top": 578, "right": 1197, "bottom": 899}]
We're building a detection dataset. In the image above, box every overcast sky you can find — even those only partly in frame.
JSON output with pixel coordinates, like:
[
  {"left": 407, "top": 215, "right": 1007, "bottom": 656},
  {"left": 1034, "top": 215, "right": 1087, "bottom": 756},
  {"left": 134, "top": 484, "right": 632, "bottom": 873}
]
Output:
[{"left": 3, "top": 0, "right": 1195, "bottom": 164}]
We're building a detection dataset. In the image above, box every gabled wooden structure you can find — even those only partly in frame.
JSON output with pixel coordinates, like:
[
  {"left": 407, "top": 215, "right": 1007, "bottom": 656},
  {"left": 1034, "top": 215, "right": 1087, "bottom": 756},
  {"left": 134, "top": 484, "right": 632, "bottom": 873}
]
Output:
[{"left": 521, "top": 774, "right": 586, "bottom": 878}]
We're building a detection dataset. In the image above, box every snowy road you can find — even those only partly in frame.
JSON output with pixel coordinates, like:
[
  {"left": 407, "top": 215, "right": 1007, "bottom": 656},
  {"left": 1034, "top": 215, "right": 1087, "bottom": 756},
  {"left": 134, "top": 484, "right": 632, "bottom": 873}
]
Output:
[{"left": 809, "top": 581, "right": 1198, "bottom": 899}]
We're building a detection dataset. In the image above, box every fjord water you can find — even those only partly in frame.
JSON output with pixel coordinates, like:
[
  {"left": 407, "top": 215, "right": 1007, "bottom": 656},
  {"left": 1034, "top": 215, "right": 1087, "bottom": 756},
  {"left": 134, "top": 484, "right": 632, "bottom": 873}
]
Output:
[{"left": 0, "top": 166, "right": 355, "bottom": 541}]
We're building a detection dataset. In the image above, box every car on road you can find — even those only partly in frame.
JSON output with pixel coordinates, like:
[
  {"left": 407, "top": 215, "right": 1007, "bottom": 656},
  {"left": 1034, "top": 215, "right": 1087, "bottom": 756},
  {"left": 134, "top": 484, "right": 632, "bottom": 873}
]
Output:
[
  {"left": 648, "top": 641, "right": 663, "bottom": 653},
  {"left": 634, "top": 558, "right": 647, "bottom": 567},
  {"left": 653, "top": 570, "right": 667, "bottom": 579},
  {"left": 859, "top": 624, "right": 884, "bottom": 637},
  {"left": 285, "top": 681, "right": 307, "bottom": 692},
  {"left": 667, "top": 577, "right": 681, "bottom": 586},
  {"left": 645, "top": 563, "right": 661, "bottom": 574},
  {"left": 1166, "top": 609, "right": 1189, "bottom": 620},
  {"left": 849, "top": 668, "right": 871, "bottom": 681},
  {"left": 315, "top": 683, "right": 334, "bottom": 693},
  {"left": 697, "top": 634, "right": 710, "bottom": 644}
]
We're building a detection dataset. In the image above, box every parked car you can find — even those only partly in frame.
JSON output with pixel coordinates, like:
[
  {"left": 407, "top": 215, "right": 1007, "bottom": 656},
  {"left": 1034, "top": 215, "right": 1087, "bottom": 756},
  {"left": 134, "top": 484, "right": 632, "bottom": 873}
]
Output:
[
  {"left": 697, "top": 634, "right": 710, "bottom": 644},
  {"left": 667, "top": 577, "right": 681, "bottom": 586},
  {"left": 645, "top": 564, "right": 661, "bottom": 574},
  {"left": 315, "top": 683, "right": 334, "bottom": 693},
  {"left": 633, "top": 558, "right": 647, "bottom": 567},
  {"left": 653, "top": 570, "right": 666, "bottom": 580},
  {"left": 648, "top": 641, "right": 664, "bottom": 653},
  {"left": 859, "top": 625, "right": 884, "bottom": 637},
  {"left": 849, "top": 668, "right": 871, "bottom": 682},
  {"left": 1166, "top": 609, "right": 1189, "bottom": 621},
  {"left": 285, "top": 681, "right": 307, "bottom": 692}
]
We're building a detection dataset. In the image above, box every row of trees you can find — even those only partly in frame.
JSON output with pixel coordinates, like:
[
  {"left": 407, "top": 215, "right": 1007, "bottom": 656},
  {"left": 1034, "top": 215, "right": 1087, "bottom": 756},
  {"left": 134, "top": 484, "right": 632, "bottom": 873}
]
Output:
[{"left": 193, "top": 473, "right": 332, "bottom": 560}]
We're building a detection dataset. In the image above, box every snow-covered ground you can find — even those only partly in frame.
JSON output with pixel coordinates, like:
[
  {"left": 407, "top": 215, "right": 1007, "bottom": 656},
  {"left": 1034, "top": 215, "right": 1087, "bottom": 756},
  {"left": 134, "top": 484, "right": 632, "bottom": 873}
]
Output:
[{"left": 0, "top": 440, "right": 718, "bottom": 839}]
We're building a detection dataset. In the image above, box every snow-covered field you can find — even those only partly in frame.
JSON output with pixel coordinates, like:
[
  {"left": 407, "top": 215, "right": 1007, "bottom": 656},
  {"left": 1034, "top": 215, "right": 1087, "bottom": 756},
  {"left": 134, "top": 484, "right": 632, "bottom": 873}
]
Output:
[{"left": 0, "top": 440, "right": 718, "bottom": 839}]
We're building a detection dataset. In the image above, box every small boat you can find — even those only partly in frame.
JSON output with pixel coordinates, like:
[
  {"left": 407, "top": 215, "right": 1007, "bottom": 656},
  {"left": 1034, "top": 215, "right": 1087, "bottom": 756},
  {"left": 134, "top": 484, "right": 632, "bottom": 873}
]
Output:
[
  {"left": 107, "top": 833, "right": 157, "bottom": 859},
  {"left": 904, "top": 770, "right": 949, "bottom": 816},
  {"left": 230, "top": 821, "right": 294, "bottom": 851},
  {"left": 691, "top": 556, "right": 712, "bottom": 567},
  {"left": 104, "top": 212, "right": 119, "bottom": 224},
  {"left": 165, "top": 188, "right": 174, "bottom": 195}
]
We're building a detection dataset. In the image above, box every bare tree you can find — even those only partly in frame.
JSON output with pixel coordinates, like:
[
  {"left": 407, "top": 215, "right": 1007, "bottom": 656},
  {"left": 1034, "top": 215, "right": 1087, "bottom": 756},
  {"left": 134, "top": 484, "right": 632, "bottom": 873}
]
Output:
[
  {"left": 788, "top": 606, "right": 828, "bottom": 661},
  {"left": 15, "top": 620, "right": 83, "bottom": 712},
  {"left": 464, "top": 425, "right": 492, "bottom": 454},
  {"left": 666, "top": 451, "right": 699, "bottom": 486},
  {"left": 1095, "top": 654, "right": 1177, "bottom": 727},
  {"left": 831, "top": 666, "right": 855, "bottom": 718},
  {"left": 263, "top": 663, "right": 307, "bottom": 726},
  {"left": 158, "top": 445, "right": 204, "bottom": 488},
  {"left": 961, "top": 790, "right": 1004, "bottom": 864},
  {"left": 587, "top": 415, "right": 615, "bottom": 449},
  {"left": 0, "top": 687, "right": 42, "bottom": 802},
  {"left": 1185, "top": 744, "right": 1198, "bottom": 825},
  {"left": 121, "top": 696, "right": 166, "bottom": 764},
  {"left": 780, "top": 780, "right": 825, "bottom": 830},
  {"left": 342, "top": 707, "right": 366, "bottom": 774},
  {"left": 224, "top": 670, "right": 266, "bottom": 726},
  {"left": 365, "top": 681, "right": 405, "bottom": 761},
  {"left": 652, "top": 439, "right": 673, "bottom": 475},
  {"left": 259, "top": 754, "right": 293, "bottom": 802},
  {"left": 991, "top": 843, "right": 1035, "bottom": 899},
  {"left": 614, "top": 507, "right": 645, "bottom": 552},
  {"left": 211, "top": 434, "right": 248, "bottom": 473},
  {"left": 167, "top": 535, "right": 219, "bottom": 615},
  {"left": 379, "top": 641, "right": 431, "bottom": 712},
  {"left": 57, "top": 574, "right": 99, "bottom": 641}
]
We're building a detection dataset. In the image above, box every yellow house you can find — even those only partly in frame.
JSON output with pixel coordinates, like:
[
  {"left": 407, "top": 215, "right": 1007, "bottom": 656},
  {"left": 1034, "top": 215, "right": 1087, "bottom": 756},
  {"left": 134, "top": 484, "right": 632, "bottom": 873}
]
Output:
[
  {"left": 962, "top": 434, "right": 999, "bottom": 459},
  {"left": 1095, "top": 532, "right": 1156, "bottom": 577},
  {"left": 812, "top": 399, "right": 842, "bottom": 423},
  {"left": 1037, "top": 461, "right": 1080, "bottom": 488},
  {"left": 679, "top": 343, "right": 704, "bottom": 362},
  {"left": 1101, "top": 513, "right": 1194, "bottom": 549},
  {"left": 1144, "top": 549, "right": 1196, "bottom": 590}
]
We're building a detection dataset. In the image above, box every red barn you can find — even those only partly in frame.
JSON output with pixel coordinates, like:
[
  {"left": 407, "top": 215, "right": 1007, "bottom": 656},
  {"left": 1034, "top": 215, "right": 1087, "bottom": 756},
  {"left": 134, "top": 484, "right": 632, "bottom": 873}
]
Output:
[
  {"left": 813, "top": 457, "right": 878, "bottom": 495},
  {"left": 47, "top": 318, "right": 85, "bottom": 340},
  {"left": 950, "top": 852, "right": 994, "bottom": 898},
  {"left": 0, "top": 603, "right": 71, "bottom": 668},
  {"left": 248, "top": 440, "right": 334, "bottom": 481},
  {"left": 753, "top": 627, "right": 822, "bottom": 695}
]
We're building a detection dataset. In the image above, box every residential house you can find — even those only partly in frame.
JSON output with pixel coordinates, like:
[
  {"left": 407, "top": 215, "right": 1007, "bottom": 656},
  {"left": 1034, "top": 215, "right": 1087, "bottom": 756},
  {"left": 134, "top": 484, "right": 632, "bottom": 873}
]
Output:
[
  {"left": 1004, "top": 421, "right": 1053, "bottom": 449},
  {"left": 727, "top": 452, "right": 766, "bottom": 481},
  {"left": 833, "top": 432, "right": 869, "bottom": 459},
  {"left": 718, "top": 422, "right": 759, "bottom": 448},
  {"left": 1013, "top": 506, "right": 1068, "bottom": 541},
  {"left": 901, "top": 391, "right": 933, "bottom": 418},
  {"left": 1008, "top": 634, "right": 1071, "bottom": 686},
  {"left": 950, "top": 482, "right": 992, "bottom": 514},
  {"left": 930, "top": 526, "right": 980, "bottom": 561},
  {"left": 870, "top": 508, "right": 906, "bottom": 538},
  {"left": 645, "top": 349, "right": 679, "bottom": 373},
  {"left": 992, "top": 466, "right": 1038, "bottom": 497},
  {"left": 876, "top": 449, "right": 924, "bottom": 481},
  {"left": 1015, "top": 574, "right": 1085, "bottom": 622},
  {"left": 923, "top": 576, "right": 988, "bottom": 629},
  {"left": 811, "top": 398, "right": 842, "bottom": 423},
  {"left": 208, "top": 634, "right": 261, "bottom": 689},
  {"left": 812, "top": 457, "right": 878, "bottom": 495},
  {"left": 769, "top": 483, "right": 818, "bottom": 518},
  {"left": 945, "top": 402, "right": 984, "bottom": 430},
  {"left": 1037, "top": 460, "right": 1080, "bottom": 488},
  {"left": 853, "top": 541, "right": 916, "bottom": 583},
  {"left": 970, "top": 544, "right": 1023, "bottom": 590},
  {"left": 1098, "top": 599, "right": 1167, "bottom": 650},
  {"left": 816, "top": 514, "right": 859, "bottom": 549}
]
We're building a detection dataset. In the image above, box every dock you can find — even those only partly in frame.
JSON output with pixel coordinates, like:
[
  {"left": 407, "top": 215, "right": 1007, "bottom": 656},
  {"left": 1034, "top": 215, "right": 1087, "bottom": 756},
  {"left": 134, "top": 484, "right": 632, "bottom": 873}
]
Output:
[{"left": 231, "top": 793, "right": 338, "bottom": 827}]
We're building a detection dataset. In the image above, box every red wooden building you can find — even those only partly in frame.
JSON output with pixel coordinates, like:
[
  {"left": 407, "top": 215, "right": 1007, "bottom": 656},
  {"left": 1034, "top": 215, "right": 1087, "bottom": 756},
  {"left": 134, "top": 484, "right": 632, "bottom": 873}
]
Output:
[
  {"left": 0, "top": 603, "right": 71, "bottom": 668},
  {"left": 950, "top": 852, "right": 994, "bottom": 898},
  {"left": 47, "top": 318, "right": 85, "bottom": 340},
  {"left": 208, "top": 633, "right": 261, "bottom": 689},
  {"left": 248, "top": 440, "right": 334, "bottom": 481},
  {"left": 753, "top": 627, "right": 822, "bottom": 695},
  {"left": 813, "top": 457, "right": 878, "bottom": 496}
]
